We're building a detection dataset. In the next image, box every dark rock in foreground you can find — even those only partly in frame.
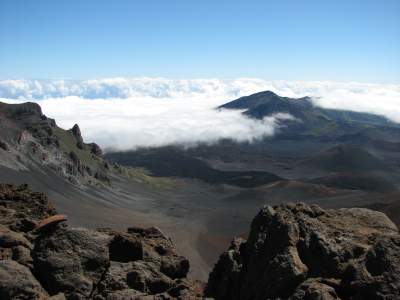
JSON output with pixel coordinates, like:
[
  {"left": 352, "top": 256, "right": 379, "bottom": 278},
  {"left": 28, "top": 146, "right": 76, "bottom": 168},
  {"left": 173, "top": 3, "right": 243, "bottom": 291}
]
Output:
[
  {"left": 1, "top": 183, "right": 400, "bottom": 299},
  {"left": 0, "top": 184, "right": 202, "bottom": 299},
  {"left": 206, "top": 202, "right": 400, "bottom": 300},
  {"left": 0, "top": 259, "right": 48, "bottom": 300}
]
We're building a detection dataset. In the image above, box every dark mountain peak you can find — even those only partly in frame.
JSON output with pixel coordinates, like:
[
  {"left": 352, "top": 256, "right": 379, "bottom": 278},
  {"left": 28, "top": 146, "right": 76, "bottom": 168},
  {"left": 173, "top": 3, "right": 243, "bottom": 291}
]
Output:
[
  {"left": 219, "top": 90, "right": 312, "bottom": 111},
  {"left": 219, "top": 91, "right": 393, "bottom": 138},
  {"left": 218, "top": 90, "right": 315, "bottom": 122},
  {"left": 248, "top": 90, "right": 280, "bottom": 98}
]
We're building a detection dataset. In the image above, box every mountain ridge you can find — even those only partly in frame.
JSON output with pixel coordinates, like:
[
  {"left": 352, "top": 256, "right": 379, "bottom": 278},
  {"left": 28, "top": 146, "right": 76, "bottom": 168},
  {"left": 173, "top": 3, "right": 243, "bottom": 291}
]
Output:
[{"left": 219, "top": 90, "right": 393, "bottom": 128}]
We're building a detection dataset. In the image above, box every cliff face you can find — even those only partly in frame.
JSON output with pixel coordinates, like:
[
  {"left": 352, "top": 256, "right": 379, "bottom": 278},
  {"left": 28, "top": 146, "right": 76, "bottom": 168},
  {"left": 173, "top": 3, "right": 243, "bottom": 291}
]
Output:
[
  {"left": 0, "top": 184, "right": 202, "bottom": 300},
  {"left": 0, "top": 102, "right": 113, "bottom": 186},
  {"left": 206, "top": 203, "right": 400, "bottom": 300}
]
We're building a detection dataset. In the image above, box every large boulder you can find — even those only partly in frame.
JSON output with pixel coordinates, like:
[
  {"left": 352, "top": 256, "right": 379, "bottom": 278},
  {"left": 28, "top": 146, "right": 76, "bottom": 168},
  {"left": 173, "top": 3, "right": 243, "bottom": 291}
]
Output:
[
  {"left": 0, "top": 260, "right": 48, "bottom": 300},
  {"left": 95, "top": 261, "right": 173, "bottom": 297},
  {"left": 0, "top": 184, "right": 202, "bottom": 299},
  {"left": 32, "top": 227, "right": 110, "bottom": 299},
  {"left": 127, "top": 226, "right": 190, "bottom": 279},
  {"left": 30, "top": 224, "right": 199, "bottom": 299},
  {"left": 0, "top": 225, "right": 33, "bottom": 267},
  {"left": 206, "top": 203, "right": 400, "bottom": 300},
  {"left": 93, "top": 227, "right": 198, "bottom": 299},
  {"left": 109, "top": 232, "right": 143, "bottom": 262}
]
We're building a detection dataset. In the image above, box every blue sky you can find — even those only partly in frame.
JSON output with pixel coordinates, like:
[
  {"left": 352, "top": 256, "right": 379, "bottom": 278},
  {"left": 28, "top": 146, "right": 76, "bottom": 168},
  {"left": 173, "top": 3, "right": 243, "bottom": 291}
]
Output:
[{"left": 0, "top": 0, "right": 399, "bottom": 82}]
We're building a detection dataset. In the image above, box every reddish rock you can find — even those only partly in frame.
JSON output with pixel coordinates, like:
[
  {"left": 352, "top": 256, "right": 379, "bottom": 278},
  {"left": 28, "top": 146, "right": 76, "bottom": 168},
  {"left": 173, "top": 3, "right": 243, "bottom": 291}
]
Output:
[{"left": 35, "top": 215, "right": 67, "bottom": 232}]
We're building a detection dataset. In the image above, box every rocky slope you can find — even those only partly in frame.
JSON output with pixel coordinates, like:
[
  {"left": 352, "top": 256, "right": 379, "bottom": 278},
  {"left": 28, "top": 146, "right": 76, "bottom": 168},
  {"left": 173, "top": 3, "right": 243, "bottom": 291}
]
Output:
[
  {"left": 0, "top": 101, "right": 121, "bottom": 186},
  {"left": 0, "top": 183, "right": 202, "bottom": 299},
  {"left": 206, "top": 203, "right": 400, "bottom": 300}
]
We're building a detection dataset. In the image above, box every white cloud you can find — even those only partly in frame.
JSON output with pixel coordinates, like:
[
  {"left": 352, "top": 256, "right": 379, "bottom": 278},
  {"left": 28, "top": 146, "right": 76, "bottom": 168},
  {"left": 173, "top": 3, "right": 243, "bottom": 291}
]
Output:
[
  {"left": 0, "top": 78, "right": 399, "bottom": 150},
  {"left": 0, "top": 78, "right": 268, "bottom": 100},
  {"left": 34, "top": 96, "right": 288, "bottom": 150}
]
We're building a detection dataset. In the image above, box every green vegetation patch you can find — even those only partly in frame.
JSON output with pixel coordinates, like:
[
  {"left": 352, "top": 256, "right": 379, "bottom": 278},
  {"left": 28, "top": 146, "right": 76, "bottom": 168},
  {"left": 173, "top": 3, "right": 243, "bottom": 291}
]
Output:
[{"left": 118, "top": 166, "right": 176, "bottom": 190}]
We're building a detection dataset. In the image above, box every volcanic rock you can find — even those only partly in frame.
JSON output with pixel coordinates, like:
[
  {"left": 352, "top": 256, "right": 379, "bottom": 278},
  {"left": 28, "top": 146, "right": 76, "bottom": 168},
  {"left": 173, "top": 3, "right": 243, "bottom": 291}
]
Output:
[
  {"left": 126, "top": 226, "right": 190, "bottom": 279},
  {"left": 0, "top": 184, "right": 57, "bottom": 231},
  {"left": 0, "top": 259, "right": 48, "bottom": 300},
  {"left": 70, "top": 124, "right": 84, "bottom": 149},
  {"left": 0, "top": 102, "right": 122, "bottom": 187},
  {"left": 88, "top": 142, "right": 103, "bottom": 156},
  {"left": 0, "top": 183, "right": 202, "bottom": 299},
  {"left": 69, "top": 151, "right": 85, "bottom": 175},
  {"left": 108, "top": 232, "right": 143, "bottom": 262},
  {"left": 32, "top": 227, "right": 110, "bottom": 299},
  {"left": 206, "top": 202, "right": 400, "bottom": 300}
]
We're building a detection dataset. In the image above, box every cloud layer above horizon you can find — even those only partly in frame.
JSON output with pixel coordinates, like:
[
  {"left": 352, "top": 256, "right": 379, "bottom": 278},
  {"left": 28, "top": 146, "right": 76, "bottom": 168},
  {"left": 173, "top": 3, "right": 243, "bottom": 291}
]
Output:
[{"left": 1, "top": 78, "right": 399, "bottom": 150}]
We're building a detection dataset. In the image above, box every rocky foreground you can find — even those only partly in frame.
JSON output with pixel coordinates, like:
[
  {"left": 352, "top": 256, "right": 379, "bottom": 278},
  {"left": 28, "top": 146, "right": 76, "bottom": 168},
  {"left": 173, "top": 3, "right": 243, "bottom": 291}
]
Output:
[
  {"left": 1, "top": 184, "right": 400, "bottom": 300},
  {"left": 206, "top": 203, "right": 400, "bottom": 300},
  {"left": 0, "top": 184, "right": 202, "bottom": 300}
]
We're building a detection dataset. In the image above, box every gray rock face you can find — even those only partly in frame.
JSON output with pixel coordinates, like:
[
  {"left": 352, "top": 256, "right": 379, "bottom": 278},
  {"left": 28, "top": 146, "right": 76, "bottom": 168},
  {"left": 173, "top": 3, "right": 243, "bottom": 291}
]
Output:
[
  {"left": 69, "top": 151, "right": 85, "bottom": 176},
  {"left": 0, "top": 102, "right": 118, "bottom": 187},
  {"left": 32, "top": 227, "right": 110, "bottom": 299},
  {"left": 126, "top": 226, "right": 190, "bottom": 280},
  {"left": 70, "top": 124, "right": 84, "bottom": 149},
  {"left": 92, "top": 227, "right": 195, "bottom": 299},
  {"left": 206, "top": 203, "right": 400, "bottom": 300},
  {"left": 0, "top": 259, "right": 48, "bottom": 300}
]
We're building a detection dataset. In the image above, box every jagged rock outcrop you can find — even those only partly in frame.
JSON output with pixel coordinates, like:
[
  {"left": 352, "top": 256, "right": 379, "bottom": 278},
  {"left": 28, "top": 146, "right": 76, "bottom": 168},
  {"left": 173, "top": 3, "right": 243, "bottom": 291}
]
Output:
[
  {"left": 88, "top": 143, "right": 103, "bottom": 156},
  {"left": 0, "top": 184, "right": 202, "bottom": 300},
  {"left": 70, "top": 124, "right": 84, "bottom": 149},
  {"left": 206, "top": 202, "right": 400, "bottom": 300},
  {"left": 68, "top": 151, "right": 85, "bottom": 176},
  {"left": 0, "top": 101, "right": 122, "bottom": 187}
]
